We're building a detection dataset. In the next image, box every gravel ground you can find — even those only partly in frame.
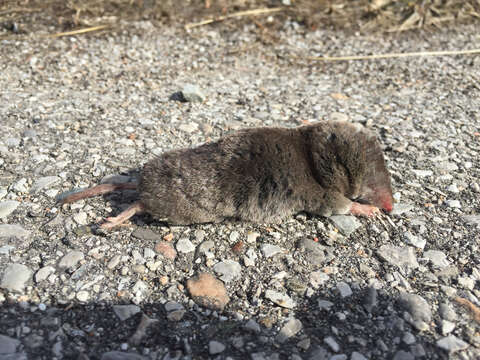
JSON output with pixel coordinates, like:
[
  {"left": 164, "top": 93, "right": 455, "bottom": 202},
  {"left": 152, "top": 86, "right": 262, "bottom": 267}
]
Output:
[{"left": 0, "top": 19, "right": 479, "bottom": 360}]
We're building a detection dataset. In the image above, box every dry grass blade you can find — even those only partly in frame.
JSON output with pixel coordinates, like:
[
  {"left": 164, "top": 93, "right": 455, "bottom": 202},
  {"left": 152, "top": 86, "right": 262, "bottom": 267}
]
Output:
[
  {"left": 47, "top": 25, "right": 110, "bottom": 38},
  {"left": 300, "top": 48, "right": 480, "bottom": 61},
  {"left": 185, "top": 7, "right": 283, "bottom": 30}
]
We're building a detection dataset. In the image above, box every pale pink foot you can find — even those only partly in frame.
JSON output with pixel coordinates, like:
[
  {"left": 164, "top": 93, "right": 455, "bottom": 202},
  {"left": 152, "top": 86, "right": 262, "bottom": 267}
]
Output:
[
  {"left": 100, "top": 201, "right": 145, "bottom": 229},
  {"left": 350, "top": 202, "right": 380, "bottom": 217}
]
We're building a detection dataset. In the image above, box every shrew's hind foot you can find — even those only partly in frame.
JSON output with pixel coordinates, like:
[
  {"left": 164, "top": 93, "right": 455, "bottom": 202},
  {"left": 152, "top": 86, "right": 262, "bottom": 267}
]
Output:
[{"left": 100, "top": 201, "right": 145, "bottom": 229}]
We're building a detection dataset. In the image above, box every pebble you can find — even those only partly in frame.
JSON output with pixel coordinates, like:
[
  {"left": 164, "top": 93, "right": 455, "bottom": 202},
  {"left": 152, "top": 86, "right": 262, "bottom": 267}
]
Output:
[
  {"left": 29, "top": 176, "right": 60, "bottom": 194},
  {"left": 297, "top": 238, "right": 325, "bottom": 265},
  {"left": 0, "top": 224, "right": 31, "bottom": 239},
  {"left": 246, "top": 231, "right": 260, "bottom": 244},
  {"left": 423, "top": 250, "right": 450, "bottom": 268},
  {"left": 213, "top": 260, "right": 241, "bottom": 282},
  {"left": 324, "top": 336, "right": 340, "bottom": 352},
  {"left": 397, "top": 292, "right": 432, "bottom": 324},
  {"left": 438, "top": 302, "right": 457, "bottom": 321},
  {"left": 402, "top": 231, "right": 426, "bottom": 249},
  {"left": 265, "top": 290, "right": 296, "bottom": 309},
  {"left": 76, "top": 290, "right": 90, "bottom": 302},
  {"left": 58, "top": 250, "right": 84, "bottom": 269},
  {"left": 351, "top": 352, "right": 368, "bottom": 360},
  {"left": 73, "top": 211, "right": 88, "bottom": 225},
  {"left": 392, "top": 351, "right": 415, "bottom": 360},
  {"left": 209, "top": 340, "right": 226, "bottom": 355},
  {"left": 329, "top": 215, "right": 362, "bottom": 236},
  {"left": 436, "top": 335, "right": 469, "bottom": 353},
  {"left": 0, "top": 245, "right": 14, "bottom": 255},
  {"left": 309, "top": 271, "right": 329, "bottom": 288},
  {"left": 179, "top": 122, "right": 199, "bottom": 133},
  {"left": 176, "top": 238, "right": 196, "bottom": 253},
  {"left": 335, "top": 282, "right": 353, "bottom": 298},
  {"left": 377, "top": 245, "right": 419, "bottom": 270},
  {"left": 155, "top": 241, "right": 177, "bottom": 260},
  {"left": 35, "top": 266, "right": 55, "bottom": 283},
  {"left": 132, "top": 228, "right": 160, "bottom": 241},
  {"left": 113, "top": 305, "right": 141, "bottom": 321},
  {"left": 441, "top": 320, "right": 455, "bottom": 335},
  {"left": 318, "top": 300, "right": 334, "bottom": 310},
  {"left": 101, "top": 351, "right": 147, "bottom": 360},
  {"left": 462, "top": 214, "right": 480, "bottom": 226},
  {"left": 244, "top": 319, "right": 261, "bottom": 333},
  {"left": 107, "top": 254, "right": 122, "bottom": 269},
  {"left": 276, "top": 318, "right": 302, "bottom": 343},
  {"left": 390, "top": 203, "right": 414, "bottom": 216},
  {"left": 402, "top": 332, "right": 416, "bottom": 344},
  {"left": 0, "top": 263, "right": 32, "bottom": 292},
  {"left": 261, "top": 244, "right": 284, "bottom": 258},
  {"left": 412, "top": 169, "right": 433, "bottom": 177},
  {"left": 186, "top": 272, "right": 229, "bottom": 311},
  {"left": 363, "top": 287, "right": 378, "bottom": 313},
  {"left": 445, "top": 199, "right": 461, "bottom": 208},
  {"left": 0, "top": 201, "right": 19, "bottom": 219},
  {"left": 0, "top": 334, "right": 20, "bottom": 353},
  {"left": 12, "top": 178, "right": 29, "bottom": 193},
  {"left": 181, "top": 84, "right": 205, "bottom": 102}
]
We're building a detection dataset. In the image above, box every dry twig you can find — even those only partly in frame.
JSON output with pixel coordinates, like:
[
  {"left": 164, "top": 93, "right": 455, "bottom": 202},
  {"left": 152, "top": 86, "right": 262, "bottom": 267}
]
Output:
[
  {"left": 298, "top": 48, "right": 480, "bottom": 62},
  {"left": 47, "top": 24, "right": 110, "bottom": 38},
  {"left": 185, "top": 7, "right": 283, "bottom": 30}
]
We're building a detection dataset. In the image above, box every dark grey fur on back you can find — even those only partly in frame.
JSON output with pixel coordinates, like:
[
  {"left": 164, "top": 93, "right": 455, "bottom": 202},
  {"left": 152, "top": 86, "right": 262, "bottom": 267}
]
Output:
[{"left": 139, "top": 121, "right": 392, "bottom": 225}]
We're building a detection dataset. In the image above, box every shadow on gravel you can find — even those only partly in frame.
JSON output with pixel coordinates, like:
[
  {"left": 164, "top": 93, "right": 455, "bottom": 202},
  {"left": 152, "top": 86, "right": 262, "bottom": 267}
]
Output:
[{"left": 0, "top": 286, "right": 448, "bottom": 359}]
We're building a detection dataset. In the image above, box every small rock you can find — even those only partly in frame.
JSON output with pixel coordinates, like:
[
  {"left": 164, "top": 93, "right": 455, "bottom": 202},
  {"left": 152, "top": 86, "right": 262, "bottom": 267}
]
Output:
[
  {"left": 402, "top": 332, "right": 416, "bottom": 345},
  {"left": 12, "top": 178, "right": 29, "bottom": 193},
  {"left": 329, "top": 215, "right": 362, "bottom": 236},
  {"left": 167, "top": 309, "right": 186, "bottom": 322},
  {"left": 181, "top": 84, "right": 205, "bottom": 103},
  {"left": 0, "top": 263, "right": 32, "bottom": 292},
  {"left": 438, "top": 302, "right": 457, "bottom": 321},
  {"left": 412, "top": 169, "right": 433, "bottom": 177},
  {"left": 276, "top": 318, "right": 302, "bottom": 343},
  {"left": 101, "top": 351, "right": 147, "bottom": 360},
  {"left": 132, "top": 228, "right": 160, "bottom": 241},
  {"left": 0, "top": 201, "right": 19, "bottom": 219},
  {"left": 0, "top": 224, "right": 30, "bottom": 239},
  {"left": 390, "top": 203, "right": 414, "bottom": 216},
  {"left": 179, "top": 122, "right": 199, "bottom": 133},
  {"left": 213, "top": 260, "right": 241, "bottom": 282},
  {"left": 207, "top": 341, "right": 226, "bottom": 356},
  {"left": 76, "top": 291, "right": 89, "bottom": 302},
  {"left": 265, "top": 290, "right": 296, "bottom": 309},
  {"left": 318, "top": 300, "right": 334, "bottom": 310},
  {"left": 246, "top": 231, "right": 260, "bottom": 244},
  {"left": 155, "top": 241, "right": 177, "bottom": 260},
  {"left": 186, "top": 272, "right": 229, "bottom": 311},
  {"left": 58, "top": 251, "right": 84, "bottom": 269},
  {"left": 297, "top": 338, "right": 311, "bottom": 351},
  {"left": 351, "top": 352, "right": 368, "bottom": 360},
  {"left": 397, "top": 292, "right": 432, "bottom": 324},
  {"left": 113, "top": 305, "right": 141, "bottom": 321},
  {"left": 392, "top": 351, "right": 415, "bottom": 360},
  {"left": 297, "top": 239, "right": 325, "bottom": 265},
  {"left": 363, "top": 287, "right": 378, "bottom": 313},
  {"left": 436, "top": 335, "right": 469, "bottom": 353},
  {"left": 324, "top": 336, "right": 340, "bottom": 352},
  {"left": 462, "top": 214, "right": 480, "bottom": 226},
  {"left": 309, "top": 271, "right": 329, "bottom": 288},
  {"left": 377, "top": 245, "right": 419, "bottom": 270},
  {"left": 441, "top": 320, "right": 455, "bottom": 335},
  {"left": 107, "top": 254, "right": 122, "bottom": 269},
  {"left": 176, "top": 238, "right": 195, "bottom": 253},
  {"left": 424, "top": 250, "right": 450, "bottom": 268},
  {"left": 30, "top": 176, "right": 59, "bottom": 194},
  {"left": 445, "top": 200, "right": 461, "bottom": 208},
  {"left": 244, "top": 319, "right": 261, "bottom": 333},
  {"left": 335, "top": 282, "right": 352, "bottom": 298},
  {"left": 73, "top": 211, "right": 88, "bottom": 225},
  {"left": 0, "top": 334, "right": 20, "bottom": 353},
  {"left": 403, "top": 232, "right": 426, "bottom": 249},
  {"left": 35, "top": 266, "right": 55, "bottom": 283},
  {"left": 261, "top": 244, "right": 284, "bottom": 258}
]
